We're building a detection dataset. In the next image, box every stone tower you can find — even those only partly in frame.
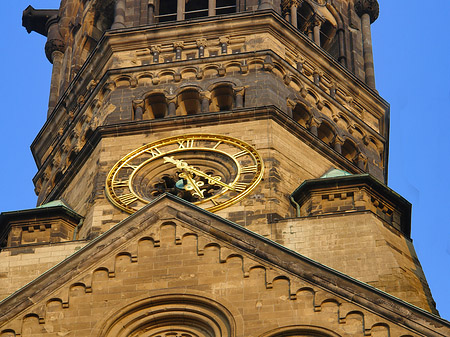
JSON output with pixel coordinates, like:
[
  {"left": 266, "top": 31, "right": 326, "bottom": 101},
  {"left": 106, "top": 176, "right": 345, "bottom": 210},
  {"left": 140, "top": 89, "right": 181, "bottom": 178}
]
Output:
[{"left": 1, "top": 1, "right": 449, "bottom": 336}]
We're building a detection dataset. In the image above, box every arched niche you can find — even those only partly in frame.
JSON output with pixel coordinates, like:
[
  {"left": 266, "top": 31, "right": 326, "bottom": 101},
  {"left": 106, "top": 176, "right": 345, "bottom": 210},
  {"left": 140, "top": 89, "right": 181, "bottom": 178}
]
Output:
[
  {"left": 210, "top": 84, "right": 235, "bottom": 112},
  {"left": 341, "top": 139, "right": 358, "bottom": 162},
  {"left": 177, "top": 88, "right": 201, "bottom": 115},
  {"left": 145, "top": 93, "right": 168, "bottom": 119},
  {"left": 98, "top": 294, "right": 236, "bottom": 337},
  {"left": 292, "top": 102, "right": 311, "bottom": 128},
  {"left": 259, "top": 325, "right": 342, "bottom": 337},
  {"left": 317, "top": 121, "right": 335, "bottom": 145}
]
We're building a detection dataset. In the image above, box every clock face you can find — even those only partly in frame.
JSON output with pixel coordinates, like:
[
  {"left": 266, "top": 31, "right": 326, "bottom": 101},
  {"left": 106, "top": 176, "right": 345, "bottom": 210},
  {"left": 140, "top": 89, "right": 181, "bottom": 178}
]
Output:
[{"left": 105, "top": 134, "right": 264, "bottom": 213}]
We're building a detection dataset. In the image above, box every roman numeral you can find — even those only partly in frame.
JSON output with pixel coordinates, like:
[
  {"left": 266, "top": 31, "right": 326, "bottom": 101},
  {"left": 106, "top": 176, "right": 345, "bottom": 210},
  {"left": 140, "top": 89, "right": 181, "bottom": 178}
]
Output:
[
  {"left": 212, "top": 141, "right": 222, "bottom": 149},
  {"left": 178, "top": 139, "right": 195, "bottom": 148},
  {"left": 211, "top": 199, "right": 221, "bottom": 206},
  {"left": 118, "top": 193, "right": 138, "bottom": 206},
  {"left": 113, "top": 180, "right": 129, "bottom": 188},
  {"left": 144, "top": 147, "right": 162, "bottom": 157},
  {"left": 233, "top": 183, "right": 247, "bottom": 192},
  {"left": 241, "top": 165, "right": 257, "bottom": 174},
  {"left": 233, "top": 150, "right": 247, "bottom": 158},
  {"left": 123, "top": 163, "right": 138, "bottom": 170}
]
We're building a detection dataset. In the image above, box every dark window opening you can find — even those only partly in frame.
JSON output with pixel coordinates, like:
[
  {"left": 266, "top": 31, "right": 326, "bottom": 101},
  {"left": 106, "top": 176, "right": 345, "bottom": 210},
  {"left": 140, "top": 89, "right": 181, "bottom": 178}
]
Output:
[
  {"left": 157, "top": 0, "right": 177, "bottom": 23},
  {"left": 185, "top": 0, "right": 208, "bottom": 19},
  {"left": 216, "top": 0, "right": 237, "bottom": 15}
]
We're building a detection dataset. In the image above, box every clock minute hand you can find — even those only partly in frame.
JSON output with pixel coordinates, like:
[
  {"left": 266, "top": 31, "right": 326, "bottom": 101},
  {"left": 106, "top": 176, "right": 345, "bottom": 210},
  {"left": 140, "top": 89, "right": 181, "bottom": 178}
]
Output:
[{"left": 163, "top": 156, "right": 237, "bottom": 191}]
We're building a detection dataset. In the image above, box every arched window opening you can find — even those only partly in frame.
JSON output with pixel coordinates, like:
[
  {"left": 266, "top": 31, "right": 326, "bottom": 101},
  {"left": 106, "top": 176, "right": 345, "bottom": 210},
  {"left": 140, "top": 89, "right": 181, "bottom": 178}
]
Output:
[
  {"left": 297, "top": 2, "right": 315, "bottom": 34},
  {"left": 185, "top": 0, "right": 209, "bottom": 19},
  {"left": 317, "top": 122, "right": 334, "bottom": 145},
  {"left": 177, "top": 89, "right": 201, "bottom": 115},
  {"left": 320, "top": 20, "right": 339, "bottom": 58},
  {"left": 145, "top": 94, "right": 168, "bottom": 119},
  {"left": 93, "top": 0, "right": 115, "bottom": 32},
  {"left": 341, "top": 140, "right": 358, "bottom": 162},
  {"left": 292, "top": 103, "right": 311, "bottom": 128},
  {"left": 156, "top": 0, "right": 177, "bottom": 23},
  {"left": 216, "top": 0, "right": 237, "bottom": 15},
  {"left": 210, "top": 85, "right": 234, "bottom": 112}
]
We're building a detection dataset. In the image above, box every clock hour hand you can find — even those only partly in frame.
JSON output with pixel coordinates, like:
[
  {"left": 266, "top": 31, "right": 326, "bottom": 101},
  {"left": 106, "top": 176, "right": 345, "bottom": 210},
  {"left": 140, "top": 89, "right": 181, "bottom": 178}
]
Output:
[{"left": 163, "top": 156, "right": 239, "bottom": 192}]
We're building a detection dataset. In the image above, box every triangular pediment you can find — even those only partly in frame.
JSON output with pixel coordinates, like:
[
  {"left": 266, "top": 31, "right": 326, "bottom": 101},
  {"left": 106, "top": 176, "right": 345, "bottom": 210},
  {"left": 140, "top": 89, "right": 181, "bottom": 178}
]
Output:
[{"left": 0, "top": 194, "right": 448, "bottom": 336}]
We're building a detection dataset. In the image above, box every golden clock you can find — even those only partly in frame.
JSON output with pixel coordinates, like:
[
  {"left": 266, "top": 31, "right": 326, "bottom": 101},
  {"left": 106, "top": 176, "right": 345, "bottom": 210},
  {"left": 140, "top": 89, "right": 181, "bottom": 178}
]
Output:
[{"left": 105, "top": 134, "right": 264, "bottom": 213}]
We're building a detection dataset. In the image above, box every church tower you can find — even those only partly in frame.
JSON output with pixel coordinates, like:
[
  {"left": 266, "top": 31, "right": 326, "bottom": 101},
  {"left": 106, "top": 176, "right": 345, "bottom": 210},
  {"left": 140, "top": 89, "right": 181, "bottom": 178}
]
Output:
[{"left": 1, "top": 1, "right": 449, "bottom": 336}]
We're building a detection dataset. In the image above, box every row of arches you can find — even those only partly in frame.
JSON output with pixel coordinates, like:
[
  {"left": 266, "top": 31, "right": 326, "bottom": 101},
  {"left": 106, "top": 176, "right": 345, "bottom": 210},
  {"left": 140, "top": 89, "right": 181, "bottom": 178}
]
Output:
[
  {"left": 291, "top": 101, "right": 382, "bottom": 169},
  {"left": 133, "top": 83, "right": 245, "bottom": 120}
]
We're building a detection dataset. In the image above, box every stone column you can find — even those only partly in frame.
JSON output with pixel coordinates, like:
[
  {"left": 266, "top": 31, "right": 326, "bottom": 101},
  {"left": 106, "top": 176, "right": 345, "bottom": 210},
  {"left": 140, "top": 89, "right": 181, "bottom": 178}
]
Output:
[
  {"left": 355, "top": 0, "right": 379, "bottom": 89},
  {"left": 259, "top": 0, "right": 274, "bottom": 10},
  {"left": 219, "top": 36, "right": 230, "bottom": 54},
  {"left": 312, "top": 15, "right": 324, "bottom": 46},
  {"left": 45, "top": 15, "right": 66, "bottom": 117},
  {"left": 173, "top": 42, "right": 184, "bottom": 60},
  {"left": 147, "top": 0, "right": 155, "bottom": 24},
  {"left": 151, "top": 45, "right": 161, "bottom": 63},
  {"left": 334, "top": 136, "right": 344, "bottom": 154},
  {"left": 234, "top": 87, "right": 245, "bottom": 108},
  {"left": 197, "top": 39, "right": 207, "bottom": 57},
  {"left": 309, "top": 118, "right": 320, "bottom": 136},
  {"left": 167, "top": 96, "right": 177, "bottom": 116},
  {"left": 357, "top": 153, "right": 368, "bottom": 170},
  {"left": 133, "top": 100, "right": 145, "bottom": 120},
  {"left": 290, "top": 1, "right": 298, "bottom": 28},
  {"left": 177, "top": 0, "right": 185, "bottom": 21},
  {"left": 112, "top": 0, "right": 126, "bottom": 29},
  {"left": 209, "top": 0, "right": 216, "bottom": 16},
  {"left": 200, "top": 92, "right": 211, "bottom": 113}
]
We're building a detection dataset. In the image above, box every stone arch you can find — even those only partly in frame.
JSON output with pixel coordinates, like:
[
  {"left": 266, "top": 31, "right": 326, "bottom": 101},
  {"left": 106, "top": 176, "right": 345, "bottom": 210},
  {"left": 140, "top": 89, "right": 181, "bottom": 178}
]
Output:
[
  {"left": 317, "top": 119, "right": 336, "bottom": 145},
  {"left": 144, "top": 92, "right": 168, "bottom": 119},
  {"left": 292, "top": 101, "right": 312, "bottom": 128},
  {"left": 97, "top": 294, "right": 236, "bottom": 337},
  {"left": 177, "top": 86, "right": 202, "bottom": 115},
  {"left": 341, "top": 138, "right": 358, "bottom": 162},
  {"left": 259, "top": 325, "right": 342, "bottom": 337},
  {"left": 209, "top": 82, "right": 236, "bottom": 112}
]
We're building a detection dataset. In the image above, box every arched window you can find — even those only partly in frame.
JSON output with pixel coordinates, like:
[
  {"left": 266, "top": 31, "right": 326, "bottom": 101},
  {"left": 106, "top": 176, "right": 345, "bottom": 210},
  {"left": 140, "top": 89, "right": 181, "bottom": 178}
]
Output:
[
  {"left": 145, "top": 93, "right": 168, "bottom": 119},
  {"left": 177, "top": 89, "right": 201, "bottom": 115},
  {"left": 185, "top": 0, "right": 209, "bottom": 19},
  {"left": 292, "top": 103, "right": 311, "bottom": 128},
  {"left": 341, "top": 139, "right": 358, "bottom": 162},
  {"left": 210, "top": 84, "right": 234, "bottom": 112},
  {"left": 99, "top": 295, "right": 235, "bottom": 337},
  {"left": 317, "top": 121, "right": 335, "bottom": 145}
]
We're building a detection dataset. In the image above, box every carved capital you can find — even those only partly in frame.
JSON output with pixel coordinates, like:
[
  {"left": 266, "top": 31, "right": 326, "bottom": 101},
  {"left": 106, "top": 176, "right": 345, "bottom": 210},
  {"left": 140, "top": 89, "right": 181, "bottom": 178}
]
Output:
[
  {"left": 309, "top": 117, "right": 321, "bottom": 128},
  {"left": 312, "top": 14, "right": 325, "bottom": 27},
  {"left": 173, "top": 41, "right": 184, "bottom": 50},
  {"left": 219, "top": 36, "right": 230, "bottom": 45},
  {"left": 150, "top": 44, "right": 162, "bottom": 53},
  {"left": 334, "top": 136, "right": 345, "bottom": 146},
  {"left": 354, "top": 0, "right": 380, "bottom": 23},
  {"left": 196, "top": 38, "right": 207, "bottom": 48},
  {"left": 45, "top": 39, "right": 65, "bottom": 63},
  {"left": 233, "top": 86, "right": 245, "bottom": 96}
]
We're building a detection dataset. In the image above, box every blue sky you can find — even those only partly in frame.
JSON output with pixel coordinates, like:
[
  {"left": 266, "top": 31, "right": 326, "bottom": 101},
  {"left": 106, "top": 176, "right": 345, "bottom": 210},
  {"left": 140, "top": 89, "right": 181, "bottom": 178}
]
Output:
[{"left": 1, "top": 1, "right": 449, "bottom": 319}]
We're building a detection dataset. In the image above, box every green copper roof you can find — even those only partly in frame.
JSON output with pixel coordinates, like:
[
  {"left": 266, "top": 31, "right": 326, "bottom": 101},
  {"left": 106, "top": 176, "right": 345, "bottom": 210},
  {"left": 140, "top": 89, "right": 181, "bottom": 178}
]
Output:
[
  {"left": 320, "top": 168, "right": 352, "bottom": 179},
  {"left": 36, "top": 200, "right": 69, "bottom": 209}
]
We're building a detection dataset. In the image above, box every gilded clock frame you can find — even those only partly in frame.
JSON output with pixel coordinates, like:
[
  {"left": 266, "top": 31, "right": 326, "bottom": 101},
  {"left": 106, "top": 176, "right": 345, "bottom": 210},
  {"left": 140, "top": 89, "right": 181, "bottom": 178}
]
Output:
[{"left": 105, "top": 134, "right": 264, "bottom": 213}]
